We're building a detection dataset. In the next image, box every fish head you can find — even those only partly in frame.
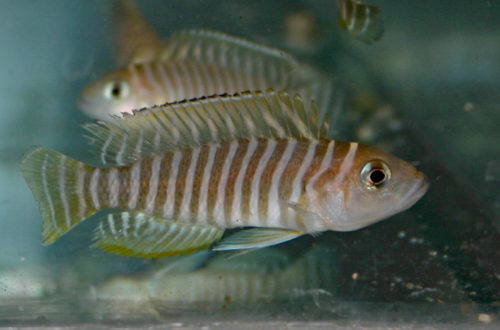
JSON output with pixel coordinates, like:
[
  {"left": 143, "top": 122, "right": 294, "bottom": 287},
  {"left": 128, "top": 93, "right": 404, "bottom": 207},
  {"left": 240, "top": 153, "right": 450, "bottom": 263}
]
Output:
[
  {"left": 311, "top": 143, "right": 428, "bottom": 231},
  {"left": 77, "top": 68, "right": 138, "bottom": 121}
]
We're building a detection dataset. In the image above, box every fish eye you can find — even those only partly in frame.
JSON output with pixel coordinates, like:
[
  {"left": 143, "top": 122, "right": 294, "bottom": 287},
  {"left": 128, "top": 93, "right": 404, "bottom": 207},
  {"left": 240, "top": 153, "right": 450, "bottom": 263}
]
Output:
[
  {"left": 104, "top": 80, "right": 130, "bottom": 100},
  {"left": 360, "top": 159, "right": 391, "bottom": 190}
]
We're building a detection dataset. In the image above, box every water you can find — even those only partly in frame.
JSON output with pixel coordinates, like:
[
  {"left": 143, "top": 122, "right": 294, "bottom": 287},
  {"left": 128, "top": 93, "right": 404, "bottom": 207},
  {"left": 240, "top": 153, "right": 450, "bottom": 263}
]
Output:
[{"left": 0, "top": 0, "right": 498, "bottom": 327}]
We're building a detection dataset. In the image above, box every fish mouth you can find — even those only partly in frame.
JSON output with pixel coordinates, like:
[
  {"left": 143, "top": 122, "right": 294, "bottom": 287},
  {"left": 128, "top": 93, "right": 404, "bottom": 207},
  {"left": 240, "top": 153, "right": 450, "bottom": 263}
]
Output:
[{"left": 404, "top": 172, "right": 429, "bottom": 207}]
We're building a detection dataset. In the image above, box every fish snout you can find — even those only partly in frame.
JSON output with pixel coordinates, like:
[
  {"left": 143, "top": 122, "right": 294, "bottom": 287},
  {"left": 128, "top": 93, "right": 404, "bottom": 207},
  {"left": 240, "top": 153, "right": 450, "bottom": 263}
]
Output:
[{"left": 405, "top": 171, "right": 429, "bottom": 205}]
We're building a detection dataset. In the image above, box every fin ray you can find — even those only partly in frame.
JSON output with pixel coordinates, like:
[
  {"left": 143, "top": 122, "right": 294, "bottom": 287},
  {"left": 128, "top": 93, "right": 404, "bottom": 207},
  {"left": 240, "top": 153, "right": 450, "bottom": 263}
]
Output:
[
  {"left": 161, "top": 29, "right": 300, "bottom": 74},
  {"left": 85, "top": 90, "right": 329, "bottom": 166},
  {"left": 92, "top": 211, "right": 224, "bottom": 258},
  {"left": 20, "top": 146, "right": 98, "bottom": 244},
  {"left": 212, "top": 228, "right": 303, "bottom": 251}
]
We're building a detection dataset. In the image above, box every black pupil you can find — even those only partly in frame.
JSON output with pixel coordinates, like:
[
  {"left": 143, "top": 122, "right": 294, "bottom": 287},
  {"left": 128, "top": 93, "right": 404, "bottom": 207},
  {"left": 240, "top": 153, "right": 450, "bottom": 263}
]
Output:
[
  {"left": 369, "top": 169, "right": 386, "bottom": 185},
  {"left": 111, "top": 84, "right": 121, "bottom": 97}
]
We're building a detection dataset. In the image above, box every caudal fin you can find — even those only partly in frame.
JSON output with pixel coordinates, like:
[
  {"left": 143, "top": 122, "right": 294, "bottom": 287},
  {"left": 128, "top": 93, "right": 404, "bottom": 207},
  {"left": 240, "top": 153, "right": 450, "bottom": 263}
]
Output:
[{"left": 20, "top": 146, "right": 98, "bottom": 244}]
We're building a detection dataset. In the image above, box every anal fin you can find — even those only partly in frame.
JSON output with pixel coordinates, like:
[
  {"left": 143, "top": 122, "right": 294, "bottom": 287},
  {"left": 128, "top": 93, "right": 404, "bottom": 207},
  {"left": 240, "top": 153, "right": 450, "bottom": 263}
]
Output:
[
  {"left": 92, "top": 211, "right": 224, "bottom": 258},
  {"left": 212, "top": 228, "right": 303, "bottom": 251}
]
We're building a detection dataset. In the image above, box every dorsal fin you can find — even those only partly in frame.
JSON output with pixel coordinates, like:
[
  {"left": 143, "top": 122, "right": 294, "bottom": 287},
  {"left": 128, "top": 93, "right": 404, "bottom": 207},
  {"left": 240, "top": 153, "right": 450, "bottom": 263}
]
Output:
[
  {"left": 113, "top": 0, "right": 165, "bottom": 65},
  {"left": 159, "top": 29, "right": 342, "bottom": 128},
  {"left": 84, "top": 89, "right": 329, "bottom": 166},
  {"left": 160, "top": 29, "right": 300, "bottom": 85}
]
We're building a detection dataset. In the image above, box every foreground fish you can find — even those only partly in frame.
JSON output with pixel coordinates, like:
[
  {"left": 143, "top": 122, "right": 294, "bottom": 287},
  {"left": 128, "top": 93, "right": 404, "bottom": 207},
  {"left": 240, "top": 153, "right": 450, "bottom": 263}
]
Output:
[
  {"left": 22, "top": 90, "right": 427, "bottom": 257},
  {"left": 336, "top": 0, "right": 384, "bottom": 44},
  {"left": 78, "top": 29, "right": 334, "bottom": 122}
]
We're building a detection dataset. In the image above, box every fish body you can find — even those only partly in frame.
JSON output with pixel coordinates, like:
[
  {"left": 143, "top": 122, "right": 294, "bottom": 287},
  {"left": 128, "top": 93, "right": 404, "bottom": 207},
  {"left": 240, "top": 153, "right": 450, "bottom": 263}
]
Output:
[
  {"left": 78, "top": 29, "right": 334, "bottom": 122},
  {"left": 337, "top": 0, "right": 384, "bottom": 44},
  {"left": 79, "top": 61, "right": 290, "bottom": 121},
  {"left": 22, "top": 90, "right": 427, "bottom": 257},
  {"left": 93, "top": 248, "right": 336, "bottom": 308}
]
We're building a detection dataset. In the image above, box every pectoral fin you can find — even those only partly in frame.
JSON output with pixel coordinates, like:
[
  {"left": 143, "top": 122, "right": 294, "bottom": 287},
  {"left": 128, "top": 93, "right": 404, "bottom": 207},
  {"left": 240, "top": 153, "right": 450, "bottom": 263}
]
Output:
[
  {"left": 92, "top": 211, "right": 224, "bottom": 258},
  {"left": 212, "top": 228, "right": 303, "bottom": 251}
]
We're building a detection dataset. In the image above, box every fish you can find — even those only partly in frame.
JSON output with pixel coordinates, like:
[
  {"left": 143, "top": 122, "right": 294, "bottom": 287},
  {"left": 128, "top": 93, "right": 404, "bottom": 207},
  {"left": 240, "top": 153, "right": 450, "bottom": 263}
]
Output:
[
  {"left": 21, "top": 90, "right": 428, "bottom": 258},
  {"left": 336, "top": 0, "right": 384, "bottom": 44},
  {"left": 78, "top": 29, "right": 336, "bottom": 123},
  {"left": 91, "top": 247, "right": 338, "bottom": 309}
]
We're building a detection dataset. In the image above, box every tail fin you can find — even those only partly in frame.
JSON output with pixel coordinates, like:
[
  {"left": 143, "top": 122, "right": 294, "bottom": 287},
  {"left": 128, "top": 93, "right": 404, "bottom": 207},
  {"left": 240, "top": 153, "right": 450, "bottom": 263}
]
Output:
[{"left": 20, "top": 146, "right": 98, "bottom": 245}]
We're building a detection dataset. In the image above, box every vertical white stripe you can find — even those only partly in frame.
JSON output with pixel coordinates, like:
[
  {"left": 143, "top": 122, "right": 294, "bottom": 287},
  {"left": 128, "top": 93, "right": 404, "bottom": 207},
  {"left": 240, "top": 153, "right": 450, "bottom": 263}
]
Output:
[
  {"left": 153, "top": 131, "right": 162, "bottom": 153},
  {"left": 89, "top": 168, "right": 101, "bottom": 210},
  {"left": 157, "top": 62, "right": 174, "bottom": 100},
  {"left": 76, "top": 162, "right": 87, "bottom": 219},
  {"left": 287, "top": 141, "right": 318, "bottom": 230},
  {"left": 133, "top": 129, "right": 144, "bottom": 160},
  {"left": 328, "top": 142, "right": 358, "bottom": 192},
  {"left": 206, "top": 64, "right": 225, "bottom": 94},
  {"left": 133, "top": 212, "right": 146, "bottom": 238},
  {"left": 107, "top": 168, "right": 120, "bottom": 208},
  {"left": 248, "top": 139, "right": 278, "bottom": 226},
  {"left": 213, "top": 141, "right": 239, "bottom": 226},
  {"left": 218, "top": 64, "right": 233, "bottom": 91},
  {"left": 127, "top": 161, "right": 141, "bottom": 209},
  {"left": 348, "top": 1, "right": 357, "bottom": 30},
  {"left": 267, "top": 140, "right": 297, "bottom": 227},
  {"left": 100, "top": 132, "right": 114, "bottom": 164},
  {"left": 167, "top": 62, "right": 186, "bottom": 99},
  {"left": 163, "top": 151, "right": 182, "bottom": 218},
  {"left": 305, "top": 140, "right": 335, "bottom": 195},
  {"left": 58, "top": 155, "right": 71, "bottom": 229},
  {"left": 183, "top": 62, "right": 203, "bottom": 97},
  {"left": 145, "top": 155, "right": 163, "bottom": 213},
  {"left": 115, "top": 134, "right": 128, "bottom": 166},
  {"left": 98, "top": 221, "right": 105, "bottom": 237},
  {"left": 107, "top": 214, "right": 117, "bottom": 236},
  {"left": 143, "top": 62, "right": 163, "bottom": 97},
  {"left": 195, "top": 62, "right": 211, "bottom": 94},
  {"left": 41, "top": 154, "right": 57, "bottom": 231},
  {"left": 179, "top": 147, "right": 201, "bottom": 220},
  {"left": 121, "top": 212, "right": 130, "bottom": 238},
  {"left": 359, "top": 5, "right": 372, "bottom": 34},
  {"left": 197, "top": 144, "right": 217, "bottom": 225},
  {"left": 230, "top": 139, "right": 258, "bottom": 226},
  {"left": 289, "top": 141, "right": 318, "bottom": 203},
  {"left": 205, "top": 41, "right": 216, "bottom": 64}
]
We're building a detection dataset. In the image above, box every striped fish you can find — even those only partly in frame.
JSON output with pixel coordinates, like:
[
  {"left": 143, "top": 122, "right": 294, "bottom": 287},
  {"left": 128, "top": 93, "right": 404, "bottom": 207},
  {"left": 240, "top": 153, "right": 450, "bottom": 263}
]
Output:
[
  {"left": 93, "top": 248, "right": 337, "bottom": 307},
  {"left": 337, "top": 0, "right": 384, "bottom": 44},
  {"left": 21, "top": 90, "right": 427, "bottom": 258},
  {"left": 78, "top": 29, "right": 336, "bottom": 123}
]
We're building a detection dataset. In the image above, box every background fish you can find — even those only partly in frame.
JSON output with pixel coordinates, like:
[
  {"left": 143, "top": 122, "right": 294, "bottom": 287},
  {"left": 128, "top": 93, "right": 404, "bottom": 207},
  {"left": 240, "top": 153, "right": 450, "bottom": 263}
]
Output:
[
  {"left": 90, "top": 247, "right": 338, "bottom": 313},
  {"left": 112, "top": 0, "right": 165, "bottom": 65},
  {"left": 337, "top": 0, "right": 384, "bottom": 44},
  {"left": 22, "top": 90, "right": 427, "bottom": 257},
  {"left": 78, "top": 29, "right": 335, "bottom": 122}
]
